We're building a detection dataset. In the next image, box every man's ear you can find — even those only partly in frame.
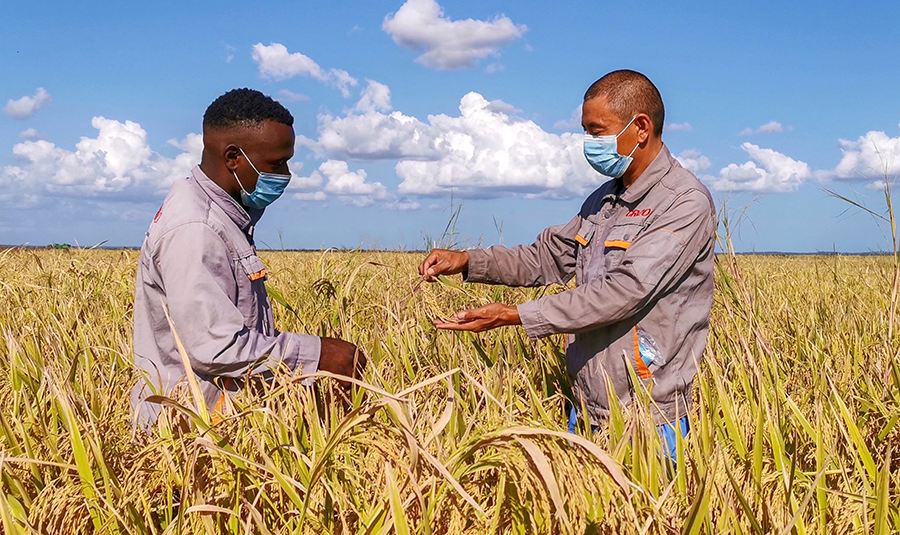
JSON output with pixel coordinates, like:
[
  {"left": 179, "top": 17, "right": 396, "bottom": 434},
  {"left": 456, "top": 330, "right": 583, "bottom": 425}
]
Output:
[
  {"left": 224, "top": 144, "right": 241, "bottom": 172},
  {"left": 634, "top": 114, "right": 653, "bottom": 144}
]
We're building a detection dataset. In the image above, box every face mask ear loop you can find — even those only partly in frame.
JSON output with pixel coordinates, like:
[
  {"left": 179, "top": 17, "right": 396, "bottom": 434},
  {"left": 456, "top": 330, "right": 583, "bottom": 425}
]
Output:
[
  {"left": 616, "top": 116, "right": 640, "bottom": 157},
  {"left": 238, "top": 147, "right": 262, "bottom": 175},
  {"left": 627, "top": 139, "right": 641, "bottom": 158},
  {"left": 232, "top": 170, "right": 251, "bottom": 195},
  {"left": 616, "top": 115, "right": 638, "bottom": 137}
]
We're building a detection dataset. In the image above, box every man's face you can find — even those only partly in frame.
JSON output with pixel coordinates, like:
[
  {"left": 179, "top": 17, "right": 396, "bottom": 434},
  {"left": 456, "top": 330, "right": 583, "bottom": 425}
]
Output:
[
  {"left": 581, "top": 94, "right": 638, "bottom": 157},
  {"left": 232, "top": 120, "right": 295, "bottom": 193}
]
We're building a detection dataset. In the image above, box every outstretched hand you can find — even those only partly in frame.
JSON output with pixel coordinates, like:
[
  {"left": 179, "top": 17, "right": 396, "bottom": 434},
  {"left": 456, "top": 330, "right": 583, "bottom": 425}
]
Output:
[{"left": 433, "top": 303, "right": 521, "bottom": 333}]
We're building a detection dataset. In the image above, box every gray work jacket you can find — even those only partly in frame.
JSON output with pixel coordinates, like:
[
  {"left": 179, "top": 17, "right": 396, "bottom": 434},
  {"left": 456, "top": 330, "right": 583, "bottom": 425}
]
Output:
[
  {"left": 466, "top": 146, "right": 715, "bottom": 425},
  {"left": 131, "top": 166, "right": 320, "bottom": 429}
]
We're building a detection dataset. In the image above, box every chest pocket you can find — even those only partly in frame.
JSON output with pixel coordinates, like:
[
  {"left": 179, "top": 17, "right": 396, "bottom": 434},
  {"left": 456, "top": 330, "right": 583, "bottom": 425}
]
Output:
[
  {"left": 603, "top": 220, "right": 644, "bottom": 272},
  {"left": 235, "top": 252, "right": 273, "bottom": 334}
]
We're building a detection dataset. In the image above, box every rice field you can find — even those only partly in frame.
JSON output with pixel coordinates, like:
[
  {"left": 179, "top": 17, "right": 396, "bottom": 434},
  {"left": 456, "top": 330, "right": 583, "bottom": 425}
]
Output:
[{"left": 0, "top": 247, "right": 898, "bottom": 533}]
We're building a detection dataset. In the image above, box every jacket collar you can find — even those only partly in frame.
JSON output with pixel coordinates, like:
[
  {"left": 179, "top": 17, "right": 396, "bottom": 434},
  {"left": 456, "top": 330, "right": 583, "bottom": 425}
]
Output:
[
  {"left": 619, "top": 144, "right": 674, "bottom": 204},
  {"left": 190, "top": 165, "right": 264, "bottom": 232}
]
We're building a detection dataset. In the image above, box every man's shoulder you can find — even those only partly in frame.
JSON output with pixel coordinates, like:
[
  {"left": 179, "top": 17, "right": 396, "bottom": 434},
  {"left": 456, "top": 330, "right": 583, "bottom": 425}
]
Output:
[
  {"left": 659, "top": 158, "right": 713, "bottom": 202},
  {"left": 157, "top": 178, "right": 210, "bottom": 220},
  {"left": 145, "top": 179, "right": 217, "bottom": 252}
]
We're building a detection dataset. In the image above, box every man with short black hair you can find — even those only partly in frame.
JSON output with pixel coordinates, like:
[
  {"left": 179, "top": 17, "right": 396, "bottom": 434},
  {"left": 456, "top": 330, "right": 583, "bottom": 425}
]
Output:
[
  {"left": 420, "top": 70, "right": 715, "bottom": 458},
  {"left": 131, "top": 88, "right": 365, "bottom": 430}
]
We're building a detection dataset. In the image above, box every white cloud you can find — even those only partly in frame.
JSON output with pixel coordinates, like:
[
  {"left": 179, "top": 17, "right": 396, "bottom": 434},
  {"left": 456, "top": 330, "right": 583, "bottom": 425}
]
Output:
[
  {"left": 277, "top": 89, "right": 310, "bottom": 102},
  {"left": 355, "top": 80, "right": 392, "bottom": 113},
  {"left": 288, "top": 165, "right": 322, "bottom": 190},
  {"left": 1, "top": 117, "right": 200, "bottom": 202},
  {"left": 393, "top": 92, "right": 595, "bottom": 197},
  {"left": 252, "top": 43, "right": 325, "bottom": 80},
  {"left": 667, "top": 122, "right": 693, "bottom": 132},
  {"left": 4, "top": 88, "right": 51, "bottom": 119},
  {"left": 739, "top": 120, "right": 784, "bottom": 136},
  {"left": 382, "top": 0, "right": 527, "bottom": 69},
  {"left": 311, "top": 109, "right": 438, "bottom": 161},
  {"left": 675, "top": 149, "right": 711, "bottom": 174},
  {"left": 225, "top": 45, "right": 236, "bottom": 63},
  {"left": 484, "top": 98, "right": 521, "bottom": 116},
  {"left": 329, "top": 69, "right": 359, "bottom": 98},
  {"left": 18, "top": 128, "right": 41, "bottom": 139},
  {"left": 251, "top": 43, "right": 359, "bottom": 97},
  {"left": 831, "top": 130, "right": 900, "bottom": 181},
  {"left": 710, "top": 142, "right": 810, "bottom": 193},
  {"left": 293, "top": 160, "right": 387, "bottom": 206},
  {"left": 303, "top": 88, "right": 600, "bottom": 199},
  {"left": 321, "top": 160, "right": 387, "bottom": 199}
]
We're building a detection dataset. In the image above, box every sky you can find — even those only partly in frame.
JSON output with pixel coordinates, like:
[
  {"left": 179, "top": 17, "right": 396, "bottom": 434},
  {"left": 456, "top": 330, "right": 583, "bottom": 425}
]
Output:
[{"left": 2, "top": 1, "right": 900, "bottom": 252}]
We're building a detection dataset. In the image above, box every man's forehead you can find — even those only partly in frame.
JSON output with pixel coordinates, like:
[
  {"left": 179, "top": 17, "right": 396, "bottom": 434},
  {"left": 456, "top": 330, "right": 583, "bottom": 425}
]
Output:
[
  {"left": 582, "top": 95, "right": 615, "bottom": 119},
  {"left": 239, "top": 121, "right": 295, "bottom": 149}
]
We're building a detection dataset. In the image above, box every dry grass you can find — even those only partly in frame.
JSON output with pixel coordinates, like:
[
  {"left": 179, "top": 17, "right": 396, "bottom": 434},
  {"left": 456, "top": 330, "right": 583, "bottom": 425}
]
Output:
[{"left": 0, "top": 247, "right": 898, "bottom": 533}]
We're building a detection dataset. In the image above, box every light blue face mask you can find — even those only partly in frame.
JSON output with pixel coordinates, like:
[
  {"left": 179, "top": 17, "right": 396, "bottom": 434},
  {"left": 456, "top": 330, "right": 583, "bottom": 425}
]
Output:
[
  {"left": 583, "top": 115, "right": 639, "bottom": 178},
  {"left": 232, "top": 147, "right": 291, "bottom": 209}
]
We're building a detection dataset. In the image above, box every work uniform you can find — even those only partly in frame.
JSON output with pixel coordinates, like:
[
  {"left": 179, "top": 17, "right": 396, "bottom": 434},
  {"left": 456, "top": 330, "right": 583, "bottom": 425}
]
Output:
[
  {"left": 131, "top": 166, "right": 320, "bottom": 430},
  {"left": 465, "top": 146, "right": 715, "bottom": 426}
]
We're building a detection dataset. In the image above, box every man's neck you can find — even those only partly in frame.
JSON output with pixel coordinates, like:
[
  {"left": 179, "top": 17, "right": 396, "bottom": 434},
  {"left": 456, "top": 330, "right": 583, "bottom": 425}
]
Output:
[
  {"left": 199, "top": 160, "right": 241, "bottom": 202},
  {"left": 622, "top": 141, "right": 663, "bottom": 189}
]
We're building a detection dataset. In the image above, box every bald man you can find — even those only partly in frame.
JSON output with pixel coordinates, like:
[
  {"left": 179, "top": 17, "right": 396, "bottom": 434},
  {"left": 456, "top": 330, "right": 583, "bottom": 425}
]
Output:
[
  {"left": 419, "top": 70, "right": 715, "bottom": 459},
  {"left": 132, "top": 88, "right": 365, "bottom": 430}
]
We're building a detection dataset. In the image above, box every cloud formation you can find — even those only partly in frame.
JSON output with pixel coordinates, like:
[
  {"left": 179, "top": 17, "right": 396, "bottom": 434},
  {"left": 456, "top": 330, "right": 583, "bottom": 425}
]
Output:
[
  {"left": 675, "top": 149, "right": 711, "bottom": 175},
  {"left": 355, "top": 80, "right": 392, "bottom": 113},
  {"left": 667, "top": 122, "right": 693, "bottom": 132},
  {"left": 18, "top": 128, "right": 41, "bottom": 140},
  {"left": 1, "top": 117, "right": 199, "bottom": 202},
  {"left": 251, "top": 43, "right": 359, "bottom": 97},
  {"left": 302, "top": 88, "right": 599, "bottom": 198},
  {"left": 831, "top": 130, "right": 900, "bottom": 181},
  {"left": 4, "top": 88, "right": 51, "bottom": 119},
  {"left": 739, "top": 120, "right": 784, "bottom": 136},
  {"left": 710, "top": 142, "right": 810, "bottom": 193},
  {"left": 382, "top": 0, "right": 526, "bottom": 69},
  {"left": 292, "top": 159, "right": 388, "bottom": 206}
]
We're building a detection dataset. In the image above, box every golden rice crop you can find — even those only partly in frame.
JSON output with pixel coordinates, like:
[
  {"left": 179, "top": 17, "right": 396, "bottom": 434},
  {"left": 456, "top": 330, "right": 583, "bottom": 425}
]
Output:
[{"left": 0, "top": 247, "right": 898, "bottom": 533}]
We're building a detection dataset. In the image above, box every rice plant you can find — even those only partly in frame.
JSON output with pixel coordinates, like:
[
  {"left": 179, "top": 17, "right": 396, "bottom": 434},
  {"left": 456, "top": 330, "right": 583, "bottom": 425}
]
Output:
[{"left": 0, "top": 246, "right": 898, "bottom": 533}]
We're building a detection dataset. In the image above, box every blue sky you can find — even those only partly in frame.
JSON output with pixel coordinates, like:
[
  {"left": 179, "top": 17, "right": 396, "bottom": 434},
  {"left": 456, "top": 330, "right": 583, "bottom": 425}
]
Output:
[{"left": 2, "top": 0, "right": 900, "bottom": 252}]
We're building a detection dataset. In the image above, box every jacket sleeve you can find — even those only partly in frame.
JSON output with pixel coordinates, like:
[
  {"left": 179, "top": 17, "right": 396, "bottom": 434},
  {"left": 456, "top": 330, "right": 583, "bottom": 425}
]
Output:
[
  {"left": 464, "top": 215, "right": 582, "bottom": 287},
  {"left": 516, "top": 189, "right": 714, "bottom": 338},
  {"left": 153, "top": 222, "right": 320, "bottom": 378}
]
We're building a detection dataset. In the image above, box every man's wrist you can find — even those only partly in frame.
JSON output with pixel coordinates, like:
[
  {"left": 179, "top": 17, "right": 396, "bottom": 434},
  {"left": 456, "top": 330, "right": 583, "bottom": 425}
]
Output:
[{"left": 503, "top": 304, "right": 521, "bottom": 326}]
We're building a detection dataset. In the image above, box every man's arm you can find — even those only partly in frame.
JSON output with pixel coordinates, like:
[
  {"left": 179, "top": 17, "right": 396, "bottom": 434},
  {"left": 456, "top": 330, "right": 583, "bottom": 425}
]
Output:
[
  {"left": 421, "top": 215, "right": 582, "bottom": 288},
  {"left": 154, "top": 222, "right": 321, "bottom": 378},
  {"left": 518, "top": 190, "right": 714, "bottom": 338},
  {"left": 436, "top": 190, "right": 713, "bottom": 336}
]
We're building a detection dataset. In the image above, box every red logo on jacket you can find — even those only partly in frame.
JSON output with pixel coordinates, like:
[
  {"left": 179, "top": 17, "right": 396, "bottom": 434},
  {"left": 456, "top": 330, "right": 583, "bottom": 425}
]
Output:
[
  {"left": 153, "top": 206, "right": 163, "bottom": 223},
  {"left": 626, "top": 208, "right": 652, "bottom": 217}
]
